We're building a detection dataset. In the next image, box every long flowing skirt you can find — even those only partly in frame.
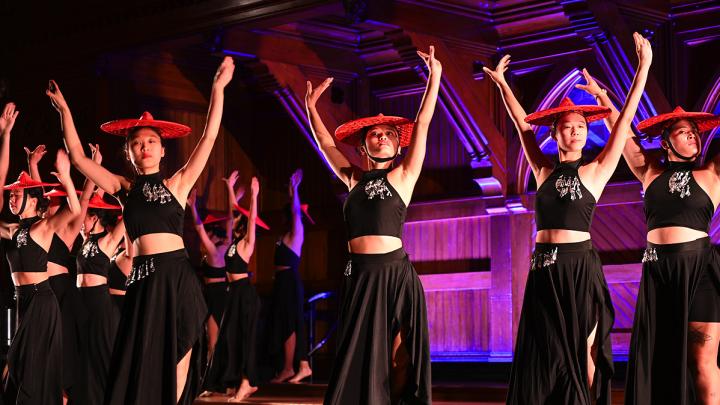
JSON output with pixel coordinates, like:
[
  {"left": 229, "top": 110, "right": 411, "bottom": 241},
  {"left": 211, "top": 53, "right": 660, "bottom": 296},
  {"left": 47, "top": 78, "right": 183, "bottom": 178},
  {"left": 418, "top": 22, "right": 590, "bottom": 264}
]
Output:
[
  {"left": 270, "top": 267, "right": 308, "bottom": 368},
  {"left": 625, "top": 237, "right": 720, "bottom": 405},
  {"left": 507, "top": 240, "right": 615, "bottom": 405},
  {"left": 324, "top": 248, "right": 431, "bottom": 405},
  {"left": 4, "top": 280, "right": 63, "bottom": 405},
  {"left": 203, "top": 278, "right": 259, "bottom": 390},
  {"left": 79, "top": 284, "right": 120, "bottom": 404},
  {"left": 104, "top": 249, "right": 207, "bottom": 405}
]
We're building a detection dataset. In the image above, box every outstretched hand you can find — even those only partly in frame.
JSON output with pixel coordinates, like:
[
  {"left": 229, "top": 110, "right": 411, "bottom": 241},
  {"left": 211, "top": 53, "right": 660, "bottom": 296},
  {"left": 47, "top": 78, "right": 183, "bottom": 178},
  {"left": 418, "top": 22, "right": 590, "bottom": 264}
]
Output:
[
  {"left": 24, "top": 145, "right": 47, "bottom": 166},
  {"left": 46, "top": 80, "right": 69, "bottom": 113},
  {"left": 0, "top": 102, "right": 19, "bottom": 135},
  {"left": 633, "top": 32, "right": 652, "bottom": 67},
  {"left": 289, "top": 168, "right": 303, "bottom": 191},
  {"left": 213, "top": 56, "right": 235, "bottom": 89},
  {"left": 250, "top": 177, "right": 259, "bottom": 198},
  {"left": 417, "top": 45, "right": 442, "bottom": 76},
  {"left": 223, "top": 170, "right": 240, "bottom": 189},
  {"left": 305, "top": 78, "right": 333, "bottom": 109},
  {"left": 89, "top": 143, "right": 102, "bottom": 164},
  {"left": 482, "top": 54, "right": 511, "bottom": 86},
  {"left": 575, "top": 68, "right": 605, "bottom": 97},
  {"left": 51, "top": 149, "right": 72, "bottom": 183}
]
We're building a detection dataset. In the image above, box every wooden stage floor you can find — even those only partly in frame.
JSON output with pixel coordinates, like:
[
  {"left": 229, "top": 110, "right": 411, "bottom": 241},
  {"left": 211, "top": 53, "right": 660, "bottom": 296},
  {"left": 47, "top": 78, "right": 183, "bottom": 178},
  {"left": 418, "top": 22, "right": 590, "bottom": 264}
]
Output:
[{"left": 194, "top": 383, "right": 626, "bottom": 404}]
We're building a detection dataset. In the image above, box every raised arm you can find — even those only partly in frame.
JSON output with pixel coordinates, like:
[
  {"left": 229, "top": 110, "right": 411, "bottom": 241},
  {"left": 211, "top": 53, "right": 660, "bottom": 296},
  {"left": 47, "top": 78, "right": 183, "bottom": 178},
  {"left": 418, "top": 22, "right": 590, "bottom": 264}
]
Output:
[
  {"left": 0, "top": 102, "right": 19, "bottom": 211},
  {"left": 47, "top": 149, "right": 82, "bottom": 231},
  {"left": 46, "top": 81, "right": 129, "bottom": 195},
  {"left": 592, "top": 33, "right": 653, "bottom": 186},
  {"left": 287, "top": 169, "right": 304, "bottom": 244},
  {"left": 172, "top": 57, "right": 235, "bottom": 199},
  {"left": 187, "top": 188, "right": 217, "bottom": 257},
  {"left": 242, "top": 177, "right": 259, "bottom": 249},
  {"left": 305, "top": 78, "right": 354, "bottom": 187},
  {"left": 397, "top": 46, "right": 442, "bottom": 188},
  {"left": 25, "top": 145, "right": 47, "bottom": 182},
  {"left": 224, "top": 170, "right": 240, "bottom": 241},
  {"left": 483, "top": 55, "right": 551, "bottom": 178}
]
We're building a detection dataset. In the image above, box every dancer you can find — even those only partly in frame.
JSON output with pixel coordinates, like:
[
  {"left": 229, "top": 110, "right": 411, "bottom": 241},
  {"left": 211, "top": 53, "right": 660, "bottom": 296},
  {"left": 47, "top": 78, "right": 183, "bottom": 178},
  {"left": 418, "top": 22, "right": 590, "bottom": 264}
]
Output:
[
  {"left": 579, "top": 54, "right": 720, "bottom": 405},
  {"left": 188, "top": 187, "right": 230, "bottom": 359},
  {"left": 307, "top": 46, "right": 441, "bottom": 404},
  {"left": 46, "top": 56, "right": 235, "bottom": 404},
  {"left": 483, "top": 32, "right": 652, "bottom": 404},
  {"left": 76, "top": 188, "right": 125, "bottom": 404},
  {"left": 270, "top": 168, "right": 313, "bottom": 384},
  {"left": 202, "top": 174, "right": 261, "bottom": 401},
  {"left": 28, "top": 143, "right": 96, "bottom": 405},
  {"left": 1, "top": 136, "right": 81, "bottom": 405}
]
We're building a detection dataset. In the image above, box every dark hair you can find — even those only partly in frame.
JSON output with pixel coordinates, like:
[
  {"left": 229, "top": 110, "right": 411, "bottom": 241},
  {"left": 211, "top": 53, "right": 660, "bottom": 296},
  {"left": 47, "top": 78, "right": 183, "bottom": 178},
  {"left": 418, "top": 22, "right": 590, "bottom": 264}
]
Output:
[
  {"left": 87, "top": 208, "right": 119, "bottom": 229},
  {"left": 207, "top": 225, "right": 227, "bottom": 241},
  {"left": 25, "top": 188, "right": 50, "bottom": 214},
  {"left": 661, "top": 119, "right": 699, "bottom": 141}
]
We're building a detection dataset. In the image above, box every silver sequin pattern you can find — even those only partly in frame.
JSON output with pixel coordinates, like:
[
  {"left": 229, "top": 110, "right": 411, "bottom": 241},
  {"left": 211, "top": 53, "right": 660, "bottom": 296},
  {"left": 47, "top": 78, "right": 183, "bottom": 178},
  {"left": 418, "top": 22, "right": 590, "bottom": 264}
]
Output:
[
  {"left": 142, "top": 182, "right": 173, "bottom": 204},
  {"left": 642, "top": 248, "right": 658, "bottom": 263},
  {"left": 344, "top": 260, "right": 352, "bottom": 276},
  {"left": 530, "top": 247, "right": 559, "bottom": 271},
  {"left": 126, "top": 257, "right": 156, "bottom": 287},
  {"left": 15, "top": 228, "right": 28, "bottom": 248},
  {"left": 364, "top": 179, "right": 392, "bottom": 200},
  {"left": 81, "top": 240, "right": 100, "bottom": 258},
  {"left": 227, "top": 243, "right": 237, "bottom": 258},
  {"left": 668, "top": 171, "right": 691, "bottom": 199},
  {"left": 555, "top": 175, "right": 583, "bottom": 200}
]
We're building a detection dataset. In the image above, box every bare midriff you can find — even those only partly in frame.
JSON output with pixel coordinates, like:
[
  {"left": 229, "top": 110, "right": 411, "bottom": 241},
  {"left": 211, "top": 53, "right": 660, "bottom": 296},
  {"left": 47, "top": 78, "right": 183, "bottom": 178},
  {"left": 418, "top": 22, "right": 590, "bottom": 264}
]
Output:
[
  {"left": 13, "top": 272, "right": 49, "bottom": 286},
  {"left": 77, "top": 273, "right": 108, "bottom": 288},
  {"left": 647, "top": 227, "right": 708, "bottom": 245},
  {"left": 204, "top": 277, "right": 226, "bottom": 284},
  {"left": 227, "top": 273, "right": 249, "bottom": 282},
  {"left": 348, "top": 235, "right": 403, "bottom": 254},
  {"left": 132, "top": 233, "right": 185, "bottom": 256},
  {"left": 109, "top": 288, "right": 126, "bottom": 296},
  {"left": 536, "top": 229, "right": 591, "bottom": 244},
  {"left": 47, "top": 262, "right": 69, "bottom": 277}
]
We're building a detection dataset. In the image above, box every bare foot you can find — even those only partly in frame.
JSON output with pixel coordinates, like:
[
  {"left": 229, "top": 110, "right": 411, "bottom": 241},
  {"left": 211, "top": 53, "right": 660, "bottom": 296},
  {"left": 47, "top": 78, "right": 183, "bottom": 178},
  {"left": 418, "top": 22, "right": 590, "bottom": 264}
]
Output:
[
  {"left": 199, "top": 390, "right": 225, "bottom": 398},
  {"left": 228, "top": 384, "right": 257, "bottom": 402},
  {"left": 288, "top": 366, "right": 312, "bottom": 384},
  {"left": 270, "top": 368, "right": 295, "bottom": 383}
]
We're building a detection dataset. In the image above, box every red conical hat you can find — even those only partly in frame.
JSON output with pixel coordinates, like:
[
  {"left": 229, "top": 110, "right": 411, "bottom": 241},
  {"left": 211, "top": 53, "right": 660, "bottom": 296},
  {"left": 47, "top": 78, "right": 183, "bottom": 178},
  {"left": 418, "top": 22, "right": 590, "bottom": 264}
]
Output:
[
  {"left": 524, "top": 97, "right": 611, "bottom": 126},
  {"left": 87, "top": 194, "right": 121, "bottom": 210},
  {"left": 3, "top": 171, "right": 59, "bottom": 190},
  {"left": 334, "top": 114, "right": 414, "bottom": 147},
  {"left": 637, "top": 106, "right": 720, "bottom": 136},
  {"left": 100, "top": 111, "right": 191, "bottom": 138},
  {"left": 233, "top": 204, "right": 270, "bottom": 230},
  {"left": 202, "top": 214, "right": 228, "bottom": 225}
]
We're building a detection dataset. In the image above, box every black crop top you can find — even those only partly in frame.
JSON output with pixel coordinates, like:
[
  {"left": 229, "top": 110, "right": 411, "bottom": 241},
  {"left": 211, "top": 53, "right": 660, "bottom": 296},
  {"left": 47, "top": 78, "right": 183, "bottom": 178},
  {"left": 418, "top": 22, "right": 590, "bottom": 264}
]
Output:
[
  {"left": 108, "top": 250, "right": 128, "bottom": 291},
  {"left": 76, "top": 232, "right": 110, "bottom": 277},
  {"left": 225, "top": 239, "right": 249, "bottom": 274},
  {"left": 202, "top": 260, "right": 227, "bottom": 279},
  {"left": 121, "top": 172, "right": 184, "bottom": 242},
  {"left": 535, "top": 160, "right": 597, "bottom": 232},
  {"left": 644, "top": 161, "right": 715, "bottom": 232},
  {"left": 6, "top": 217, "right": 48, "bottom": 273},
  {"left": 274, "top": 241, "right": 300, "bottom": 268},
  {"left": 343, "top": 169, "right": 407, "bottom": 240},
  {"left": 48, "top": 233, "right": 74, "bottom": 270}
]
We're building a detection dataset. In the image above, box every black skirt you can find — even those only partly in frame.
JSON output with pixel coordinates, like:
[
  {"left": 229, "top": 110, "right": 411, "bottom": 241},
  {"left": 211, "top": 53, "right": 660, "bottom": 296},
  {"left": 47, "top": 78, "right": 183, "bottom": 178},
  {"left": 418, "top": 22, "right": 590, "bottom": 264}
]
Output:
[
  {"left": 625, "top": 237, "right": 720, "bottom": 405},
  {"left": 204, "top": 281, "right": 228, "bottom": 328},
  {"left": 507, "top": 240, "right": 615, "bottom": 405},
  {"left": 79, "top": 284, "right": 120, "bottom": 405},
  {"left": 270, "top": 267, "right": 308, "bottom": 366},
  {"left": 104, "top": 249, "right": 207, "bottom": 405},
  {"left": 49, "top": 273, "right": 88, "bottom": 401},
  {"left": 203, "top": 277, "right": 259, "bottom": 390},
  {"left": 324, "top": 248, "right": 431, "bottom": 405},
  {"left": 4, "top": 280, "right": 63, "bottom": 405}
]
